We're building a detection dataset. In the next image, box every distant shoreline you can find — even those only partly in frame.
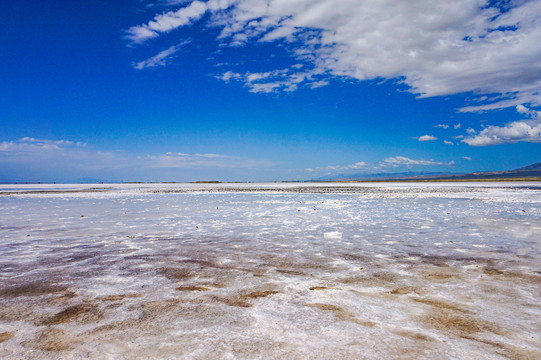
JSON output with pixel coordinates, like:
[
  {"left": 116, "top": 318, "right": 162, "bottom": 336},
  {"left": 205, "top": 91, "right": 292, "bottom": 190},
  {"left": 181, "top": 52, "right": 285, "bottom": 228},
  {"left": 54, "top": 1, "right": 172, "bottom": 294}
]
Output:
[{"left": 313, "top": 177, "right": 541, "bottom": 183}]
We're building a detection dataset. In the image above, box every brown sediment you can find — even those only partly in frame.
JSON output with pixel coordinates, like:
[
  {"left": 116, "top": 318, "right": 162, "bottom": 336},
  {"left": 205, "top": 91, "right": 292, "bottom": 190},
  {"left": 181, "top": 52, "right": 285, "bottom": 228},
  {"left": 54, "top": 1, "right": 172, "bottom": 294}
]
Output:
[
  {"left": 217, "top": 286, "right": 280, "bottom": 308},
  {"left": 131, "top": 298, "right": 186, "bottom": 323},
  {"left": 416, "top": 255, "right": 452, "bottom": 267},
  {"left": 420, "top": 307, "right": 502, "bottom": 338},
  {"left": 483, "top": 267, "right": 504, "bottom": 276},
  {"left": 310, "top": 286, "right": 333, "bottom": 290},
  {"left": 276, "top": 269, "right": 306, "bottom": 276},
  {"left": 221, "top": 265, "right": 268, "bottom": 277},
  {"left": 98, "top": 293, "right": 141, "bottom": 301},
  {"left": 413, "top": 297, "right": 469, "bottom": 313},
  {"left": 340, "top": 253, "right": 374, "bottom": 263},
  {"left": 0, "top": 282, "right": 67, "bottom": 298},
  {"left": 245, "top": 290, "right": 278, "bottom": 299},
  {"left": 422, "top": 268, "right": 456, "bottom": 280},
  {"left": 180, "top": 258, "right": 217, "bottom": 268},
  {"left": 175, "top": 286, "right": 211, "bottom": 292},
  {"left": 502, "top": 270, "right": 541, "bottom": 284},
  {"left": 350, "top": 289, "right": 390, "bottom": 299},
  {"left": 339, "top": 271, "right": 399, "bottom": 286},
  {"left": 308, "top": 303, "right": 377, "bottom": 327},
  {"left": 27, "top": 328, "right": 76, "bottom": 351},
  {"left": 311, "top": 303, "right": 342, "bottom": 311},
  {"left": 0, "top": 331, "right": 14, "bottom": 343},
  {"left": 48, "top": 290, "right": 77, "bottom": 303},
  {"left": 160, "top": 267, "right": 193, "bottom": 280},
  {"left": 462, "top": 335, "right": 540, "bottom": 360},
  {"left": 392, "top": 329, "right": 434, "bottom": 341},
  {"left": 390, "top": 286, "right": 418, "bottom": 295},
  {"left": 219, "top": 297, "right": 252, "bottom": 308},
  {"left": 200, "top": 281, "right": 228, "bottom": 288},
  {"left": 39, "top": 303, "right": 101, "bottom": 326}
]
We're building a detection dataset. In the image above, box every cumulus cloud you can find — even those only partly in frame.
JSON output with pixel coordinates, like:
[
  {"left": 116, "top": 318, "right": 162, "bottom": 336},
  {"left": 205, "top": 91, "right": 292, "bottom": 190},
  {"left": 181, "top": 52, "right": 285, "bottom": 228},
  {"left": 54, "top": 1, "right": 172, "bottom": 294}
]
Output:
[
  {"left": 463, "top": 104, "right": 541, "bottom": 146},
  {"left": 380, "top": 156, "right": 453, "bottom": 168},
  {"left": 128, "top": 0, "right": 541, "bottom": 110},
  {"left": 418, "top": 135, "right": 438, "bottom": 142},
  {"left": 443, "top": 140, "right": 454, "bottom": 145},
  {"left": 435, "top": 124, "right": 449, "bottom": 129}
]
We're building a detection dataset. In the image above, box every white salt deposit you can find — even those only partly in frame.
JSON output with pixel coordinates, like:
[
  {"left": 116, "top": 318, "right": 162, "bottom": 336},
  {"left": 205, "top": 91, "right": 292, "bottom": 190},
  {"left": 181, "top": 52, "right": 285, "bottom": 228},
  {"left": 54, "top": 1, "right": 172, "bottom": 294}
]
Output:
[
  {"left": 324, "top": 231, "right": 342, "bottom": 238},
  {"left": 0, "top": 182, "right": 540, "bottom": 359}
]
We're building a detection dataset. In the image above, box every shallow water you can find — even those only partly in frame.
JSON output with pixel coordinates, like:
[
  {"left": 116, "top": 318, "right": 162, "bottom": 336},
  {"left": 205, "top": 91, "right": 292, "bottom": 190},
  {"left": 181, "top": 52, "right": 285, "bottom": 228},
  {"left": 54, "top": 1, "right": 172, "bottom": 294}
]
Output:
[{"left": 0, "top": 182, "right": 540, "bottom": 359}]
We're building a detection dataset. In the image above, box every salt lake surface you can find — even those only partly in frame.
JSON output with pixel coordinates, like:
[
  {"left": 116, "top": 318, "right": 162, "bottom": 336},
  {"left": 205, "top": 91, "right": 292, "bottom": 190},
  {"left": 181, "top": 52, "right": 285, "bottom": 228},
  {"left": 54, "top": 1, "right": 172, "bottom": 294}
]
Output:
[{"left": 0, "top": 182, "right": 540, "bottom": 359}]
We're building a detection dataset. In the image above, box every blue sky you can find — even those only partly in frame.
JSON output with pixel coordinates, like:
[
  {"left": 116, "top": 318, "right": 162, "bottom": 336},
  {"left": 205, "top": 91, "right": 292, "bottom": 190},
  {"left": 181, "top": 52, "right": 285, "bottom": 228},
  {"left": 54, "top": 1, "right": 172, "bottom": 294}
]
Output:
[{"left": 1, "top": 0, "right": 540, "bottom": 182}]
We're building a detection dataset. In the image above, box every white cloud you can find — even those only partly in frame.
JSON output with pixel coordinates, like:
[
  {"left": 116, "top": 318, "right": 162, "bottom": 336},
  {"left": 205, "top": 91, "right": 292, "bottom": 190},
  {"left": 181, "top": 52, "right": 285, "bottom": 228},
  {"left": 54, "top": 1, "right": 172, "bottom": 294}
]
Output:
[
  {"left": 462, "top": 120, "right": 541, "bottom": 146},
  {"left": 305, "top": 161, "right": 369, "bottom": 173},
  {"left": 17, "top": 137, "right": 87, "bottom": 148},
  {"left": 418, "top": 134, "right": 437, "bottom": 142},
  {"left": 380, "top": 156, "right": 453, "bottom": 168},
  {"left": 145, "top": 151, "right": 274, "bottom": 168},
  {"left": 128, "top": 0, "right": 541, "bottom": 110},
  {"left": 454, "top": 124, "right": 461, "bottom": 129},
  {"left": 435, "top": 124, "right": 449, "bottom": 129},
  {"left": 348, "top": 161, "right": 368, "bottom": 169},
  {"left": 217, "top": 66, "right": 326, "bottom": 93},
  {"left": 0, "top": 138, "right": 117, "bottom": 176},
  {"left": 133, "top": 42, "right": 189, "bottom": 70},
  {"left": 516, "top": 104, "right": 541, "bottom": 119},
  {"left": 443, "top": 140, "right": 454, "bottom": 145},
  {"left": 462, "top": 156, "right": 472, "bottom": 161},
  {"left": 463, "top": 104, "right": 541, "bottom": 146},
  {"left": 306, "top": 157, "right": 454, "bottom": 174},
  {"left": 0, "top": 137, "right": 275, "bottom": 181},
  {"left": 126, "top": 1, "right": 208, "bottom": 44}
]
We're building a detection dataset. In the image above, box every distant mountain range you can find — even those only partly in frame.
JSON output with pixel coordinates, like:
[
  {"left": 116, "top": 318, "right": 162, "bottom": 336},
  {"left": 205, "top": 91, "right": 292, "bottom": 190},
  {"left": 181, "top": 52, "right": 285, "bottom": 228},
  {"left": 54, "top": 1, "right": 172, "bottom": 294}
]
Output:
[{"left": 317, "top": 162, "right": 541, "bottom": 181}]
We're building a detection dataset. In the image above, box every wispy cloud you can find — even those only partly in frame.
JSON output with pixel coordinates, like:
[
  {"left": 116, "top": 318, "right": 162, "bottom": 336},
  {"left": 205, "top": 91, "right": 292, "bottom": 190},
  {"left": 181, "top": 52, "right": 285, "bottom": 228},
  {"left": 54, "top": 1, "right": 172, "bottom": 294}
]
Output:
[
  {"left": 17, "top": 137, "right": 87, "bottom": 148},
  {"left": 305, "top": 161, "right": 368, "bottom": 173},
  {"left": 217, "top": 66, "right": 327, "bottom": 93},
  {"left": 133, "top": 42, "right": 190, "bottom": 70},
  {"left": 443, "top": 140, "right": 454, "bottom": 145},
  {"left": 379, "top": 156, "right": 453, "bottom": 168},
  {"left": 128, "top": 0, "right": 541, "bottom": 111},
  {"left": 435, "top": 124, "right": 449, "bottom": 130},
  {"left": 0, "top": 137, "right": 276, "bottom": 181},
  {"left": 145, "top": 151, "right": 274, "bottom": 168},
  {"left": 463, "top": 105, "right": 541, "bottom": 146},
  {"left": 305, "top": 157, "right": 453, "bottom": 174}
]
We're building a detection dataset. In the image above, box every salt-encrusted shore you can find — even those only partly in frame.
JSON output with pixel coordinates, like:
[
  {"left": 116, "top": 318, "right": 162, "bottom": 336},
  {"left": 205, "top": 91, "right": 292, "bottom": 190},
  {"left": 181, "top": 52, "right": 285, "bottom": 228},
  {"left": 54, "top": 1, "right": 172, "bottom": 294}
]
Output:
[{"left": 0, "top": 183, "right": 540, "bottom": 359}]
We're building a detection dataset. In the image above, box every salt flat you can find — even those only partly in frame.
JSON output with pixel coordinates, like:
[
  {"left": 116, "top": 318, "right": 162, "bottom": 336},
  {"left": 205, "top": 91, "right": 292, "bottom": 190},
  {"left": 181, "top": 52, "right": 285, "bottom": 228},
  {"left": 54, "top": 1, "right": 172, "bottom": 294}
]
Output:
[{"left": 0, "top": 182, "right": 540, "bottom": 359}]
